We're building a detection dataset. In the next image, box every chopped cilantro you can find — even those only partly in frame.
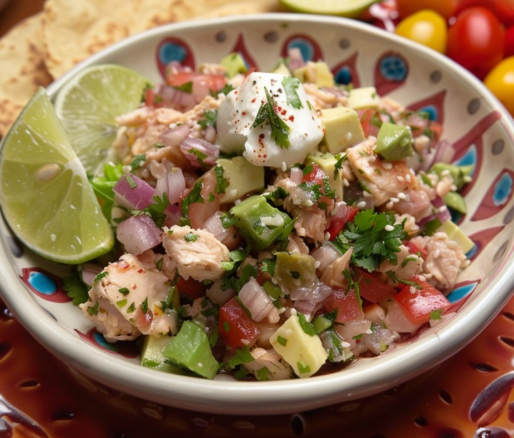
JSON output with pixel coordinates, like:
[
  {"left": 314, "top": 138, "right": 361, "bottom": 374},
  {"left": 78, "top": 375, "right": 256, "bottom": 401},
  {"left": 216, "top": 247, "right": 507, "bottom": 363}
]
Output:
[
  {"left": 130, "top": 154, "right": 146, "bottom": 170},
  {"left": 277, "top": 336, "right": 287, "bottom": 346},
  {"left": 125, "top": 175, "right": 137, "bottom": 189},
  {"left": 141, "top": 297, "right": 149, "bottom": 313},
  {"left": 156, "top": 258, "right": 163, "bottom": 271},
  {"left": 281, "top": 76, "right": 303, "bottom": 109},
  {"left": 214, "top": 165, "right": 228, "bottom": 194},
  {"left": 127, "top": 302, "right": 136, "bottom": 313},
  {"left": 420, "top": 173, "right": 433, "bottom": 187},
  {"left": 189, "top": 148, "right": 209, "bottom": 169},
  {"left": 208, "top": 192, "right": 216, "bottom": 202},
  {"left": 132, "top": 193, "right": 170, "bottom": 228},
  {"left": 423, "top": 218, "right": 442, "bottom": 236},
  {"left": 302, "top": 165, "right": 314, "bottom": 175},
  {"left": 221, "top": 262, "right": 258, "bottom": 293},
  {"left": 386, "top": 271, "right": 422, "bottom": 289},
  {"left": 297, "top": 361, "right": 311, "bottom": 374},
  {"left": 252, "top": 86, "right": 291, "bottom": 149},
  {"left": 93, "top": 271, "right": 108, "bottom": 285},
  {"left": 430, "top": 309, "right": 443, "bottom": 320},
  {"left": 118, "top": 287, "right": 130, "bottom": 296},
  {"left": 256, "top": 367, "right": 270, "bottom": 381},
  {"left": 87, "top": 301, "right": 99, "bottom": 316},
  {"left": 116, "top": 299, "right": 127, "bottom": 308},
  {"left": 297, "top": 313, "right": 317, "bottom": 337},
  {"left": 184, "top": 232, "right": 199, "bottom": 242},
  {"left": 220, "top": 213, "right": 235, "bottom": 229},
  {"left": 198, "top": 110, "right": 217, "bottom": 129},
  {"left": 63, "top": 274, "right": 89, "bottom": 306},
  {"left": 174, "top": 81, "right": 193, "bottom": 93},
  {"left": 228, "top": 345, "right": 254, "bottom": 369},
  {"left": 334, "top": 153, "right": 347, "bottom": 179},
  {"left": 210, "top": 83, "right": 235, "bottom": 97},
  {"left": 180, "top": 181, "right": 204, "bottom": 224},
  {"left": 223, "top": 321, "right": 230, "bottom": 332}
]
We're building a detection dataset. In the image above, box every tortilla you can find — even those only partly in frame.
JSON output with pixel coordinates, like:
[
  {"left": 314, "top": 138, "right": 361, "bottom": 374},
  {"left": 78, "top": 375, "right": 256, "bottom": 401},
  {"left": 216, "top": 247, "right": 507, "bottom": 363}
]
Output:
[
  {"left": 0, "top": 13, "right": 53, "bottom": 138},
  {"left": 42, "top": 0, "right": 283, "bottom": 79}
]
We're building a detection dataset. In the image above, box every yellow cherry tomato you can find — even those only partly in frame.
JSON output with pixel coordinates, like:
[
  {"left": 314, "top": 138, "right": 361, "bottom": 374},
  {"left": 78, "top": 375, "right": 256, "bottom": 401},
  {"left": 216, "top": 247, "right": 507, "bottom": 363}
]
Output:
[
  {"left": 395, "top": 10, "right": 448, "bottom": 54},
  {"left": 484, "top": 56, "right": 514, "bottom": 116}
]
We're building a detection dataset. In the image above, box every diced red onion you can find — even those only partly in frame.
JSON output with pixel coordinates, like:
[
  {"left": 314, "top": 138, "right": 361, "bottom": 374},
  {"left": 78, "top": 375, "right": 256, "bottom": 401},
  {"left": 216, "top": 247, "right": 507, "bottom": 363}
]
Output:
[
  {"left": 290, "top": 166, "right": 303, "bottom": 185},
  {"left": 335, "top": 319, "right": 372, "bottom": 349},
  {"left": 155, "top": 84, "right": 197, "bottom": 110},
  {"left": 358, "top": 327, "right": 397, "bottom": 355},
  {"left": 203, "top": 211, "right": 241, "bottom": 250},
  {"left": 159, "top": 124, "right": 191, "bottom": 147},
  {"left": 81, "top": 263, "right": 103, "bottom": 287},
  {"left": 417, "top": 196, "right": 451, "bottom": 228},
  {"left": 311, "top": 241, "right": 341, "bottom": 273},
  {"left": 290, "top": 281, "right": 333, "bottom": 303},
  {"left": 424, "top": 139, "right": 455, "bottom": 171},
  {"left": 180, "top": 138, "right": 219, "bottom": 169},
  {"left": 238, "top": 277, "right": 274, "bottom": 322},
  {"left": 293, "top": 300, "right": 321, "bottom": 321},
  {"left": 288, "top": 48, "right": 305, "bottom": 70},
  {"left": 155, "top": 167, "right": 186, "bottom": 204},
  {"left": 319, "top": 331, "right": 350, "bottom": 363},
  {"left": 203, "top": 125, "right": 217, "bottom": 144},
  {"left": 117, "top": 214, "right": 162, "bottom": 255},
  {"left": 164, "top": 204, "right": 181, "bottom": 227},
  {"left": 114, "top": 173, "right": 155, "bottom": 210},
  {"left": 206, "top": 278, "right": 235, "bottom": 306}
]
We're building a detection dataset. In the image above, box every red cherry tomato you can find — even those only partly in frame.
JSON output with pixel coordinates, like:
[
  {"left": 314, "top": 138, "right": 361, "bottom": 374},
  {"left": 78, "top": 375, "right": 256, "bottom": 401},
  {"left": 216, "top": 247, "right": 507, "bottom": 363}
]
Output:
[
  {"left": 396, "top": 0, "right": 459, "bottom": 21},
  {"left": 506, "top": 26, "right": 514, "bottom": 58},
  {"left": 455, "top": 0, "right": 514, "bottom": 28},
  {"left": 447, "top": 7, "right": 506, "bottom": 80}
]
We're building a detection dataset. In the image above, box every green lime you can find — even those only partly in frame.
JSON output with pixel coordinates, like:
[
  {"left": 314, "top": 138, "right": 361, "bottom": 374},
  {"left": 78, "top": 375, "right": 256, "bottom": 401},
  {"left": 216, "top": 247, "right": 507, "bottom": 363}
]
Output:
[
  {"left": 0, "top": 88, "right": 114, "bottom": 264},
  {"left": 279, "top": 0, "right": 377, "bottom": 17},
  {"left": 54, "top": 64, "right": 151, "bottom": 175}
]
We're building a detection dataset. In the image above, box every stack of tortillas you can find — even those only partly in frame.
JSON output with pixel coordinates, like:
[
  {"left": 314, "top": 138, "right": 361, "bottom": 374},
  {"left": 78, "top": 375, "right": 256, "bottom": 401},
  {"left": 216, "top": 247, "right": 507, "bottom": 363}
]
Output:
[{"left": 0, "top": 0, "right": 284, "bottom": 138}]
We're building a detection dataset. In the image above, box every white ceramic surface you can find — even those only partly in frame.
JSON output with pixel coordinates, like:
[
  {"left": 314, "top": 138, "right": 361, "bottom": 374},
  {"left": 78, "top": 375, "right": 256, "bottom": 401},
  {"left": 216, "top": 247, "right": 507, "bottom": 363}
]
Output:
[{"left": 1, "top": 14, "right": 514, "bottom": 415}]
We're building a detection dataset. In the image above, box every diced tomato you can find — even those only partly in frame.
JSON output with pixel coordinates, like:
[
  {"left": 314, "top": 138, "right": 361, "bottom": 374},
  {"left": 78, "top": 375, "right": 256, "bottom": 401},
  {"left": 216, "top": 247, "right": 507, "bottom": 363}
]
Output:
[
  {"left": 326, "top": 204, "right": 359, "bottom": 240},
  {"left": 359, "top": 108, "right": 375, "bottom": 137},
  {"left": 356, "top": 268, "right": 397, "bottom": 303},
  {"left": 407, "top": 240, "right": 428, "bottom": 260},
  {"left": 302, "top": 163, "right": 327, "bottom": 186},
  {"left": 176, "top": 276, "right": 207, "bottom": 299},
  {"left": 166, "top": 71, "right": 227, "bottom": 94},
  {"left": 219, "top": 298, "right": 261, "bottom": 350},
  {"left": 427, "top": 121, "right": 443, "bottom": 147},
  {"left": 394, "top": 278, "right": 450, "bottom": 325},
  {"left": 321, "top": 287, "right": 364, "bottom": 323},
  {"left": 144, "top": 88, "right": 157, "bottom": 107}
]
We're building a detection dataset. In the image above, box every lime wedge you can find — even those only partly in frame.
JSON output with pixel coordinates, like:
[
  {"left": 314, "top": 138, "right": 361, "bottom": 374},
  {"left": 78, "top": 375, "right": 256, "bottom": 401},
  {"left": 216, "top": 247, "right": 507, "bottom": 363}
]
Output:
[
  {"left": 54, "top": 64, "right": 151, "bottom": 175},
  {"left": 0, "top": 88, "right": 114, "bottom": 264},
  {"left": 279, "top": 0, "right": 377, "bottom": 17}
]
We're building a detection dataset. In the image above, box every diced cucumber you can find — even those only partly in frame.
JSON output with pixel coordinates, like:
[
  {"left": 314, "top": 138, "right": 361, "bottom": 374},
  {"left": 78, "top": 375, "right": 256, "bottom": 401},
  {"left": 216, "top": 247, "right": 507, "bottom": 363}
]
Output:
[{"left": 140, "top": 335, "right": 189, "bottom": 375}]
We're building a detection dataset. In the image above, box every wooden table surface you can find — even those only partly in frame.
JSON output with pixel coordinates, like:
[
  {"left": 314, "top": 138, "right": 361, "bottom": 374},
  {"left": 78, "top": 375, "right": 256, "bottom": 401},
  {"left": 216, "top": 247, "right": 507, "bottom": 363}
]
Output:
[{"left": 0, "top": 0, "right": 46, "bottom": 37}]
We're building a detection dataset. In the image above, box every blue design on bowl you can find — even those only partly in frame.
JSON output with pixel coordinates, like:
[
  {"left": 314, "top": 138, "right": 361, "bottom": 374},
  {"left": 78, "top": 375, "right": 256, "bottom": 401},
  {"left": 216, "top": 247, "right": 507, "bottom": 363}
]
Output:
[
  {"left": 379, "top": 55, "right": 408, "bottom": 82},
  {"left": 335, "top": 66, "right": 352, "bottom": 85},
  {"left": 466, "top": 244, "right": 478, "bottom": 260},
  {"left": 93, "top": 332, "right": 118, "bottom": 352},
  {"left": 418, "top": 105, "right": 437, "bottom": 121},
  {"left": 455, "top": 145, "right": 477, "bottom": 173},
  {"left": 287, "top": 38, "right": 313, "bottom": 62},
  {"left": 159, "top": 42, "right": 187, "bottom": 65},
  {"left": 494, "top": 173, "right": 513, "bottom": 206},
  {"left": 28, "top": 271, "right": 56, "bottom": 296},
  {"left": 446, "top": 282, "right": 478, "bottom": 303}
]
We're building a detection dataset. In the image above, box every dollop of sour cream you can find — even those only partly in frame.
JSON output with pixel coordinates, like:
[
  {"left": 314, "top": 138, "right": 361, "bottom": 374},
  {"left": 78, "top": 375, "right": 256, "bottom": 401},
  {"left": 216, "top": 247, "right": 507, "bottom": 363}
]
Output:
[{"left": 216, "top": 72, "right": 324, "bottom": 169}]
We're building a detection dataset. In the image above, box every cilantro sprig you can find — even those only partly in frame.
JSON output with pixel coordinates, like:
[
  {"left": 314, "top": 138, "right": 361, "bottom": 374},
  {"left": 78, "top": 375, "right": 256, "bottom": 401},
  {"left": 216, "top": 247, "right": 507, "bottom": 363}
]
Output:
[
  {"left": 281, "top": 77, "right": 303, "bottom": 109},
  {"left": 333, "top": 210, "right": 407, "bottom": 272},
  {"left": 252, "top": 87, "right": 291, "bottom": 149}
]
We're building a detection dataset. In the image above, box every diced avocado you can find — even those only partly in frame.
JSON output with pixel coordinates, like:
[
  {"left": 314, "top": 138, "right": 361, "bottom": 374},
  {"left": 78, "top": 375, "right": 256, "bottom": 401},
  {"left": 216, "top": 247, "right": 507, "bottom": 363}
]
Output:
[
  {"left": 229, "top": 195, "right": 294, "bottom": 251},
  {"left": 429, "top": 162, "right": 473, "bottom": 190},
  {"left": 319, "top": 106, "right": 366, "bottom": 154},
  {"left": 347, "top": 87, "right": 380, "bottom": 110},
  {"left": 271, "top": 59, "right": 292, "bottom": 77},
  {"left": 274, "top": 252, "right": 317, "bottom": 289},
  {"left": 270, "top": 314, "right": 328, "bottom": 378},
  {"left": 293, "top": 61, "right": 335, "bottom": 87},
  {"left": 443, "top": 192, "right": 467, "bottom": 214},
  {"left": 141, "top": 335, "right": 190, "bottom": 375},
  {"left": 305, "top": 151, "right": 344, "bottom": 200},
  {"left": 220, "top": 52, "right": 247, "bottom": 78},
  {"left": 216, "top": 157, "right": 265, "bottom": 204},
  {"left": 163, "top": 321, "right": 220, "bottom": 379},
  {"left": 439, "top": 220, "right": 475, "bottom": 254},
  {"left": 375, "top": 122, "right": 413, "bottom": 161}
]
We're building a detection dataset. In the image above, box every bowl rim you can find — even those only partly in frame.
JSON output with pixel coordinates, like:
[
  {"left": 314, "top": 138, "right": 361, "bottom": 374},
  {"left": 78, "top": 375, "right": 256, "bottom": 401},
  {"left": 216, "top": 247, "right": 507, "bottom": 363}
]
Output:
[{"left": 2, "top": 13, "right": 514, "bottom": 415}]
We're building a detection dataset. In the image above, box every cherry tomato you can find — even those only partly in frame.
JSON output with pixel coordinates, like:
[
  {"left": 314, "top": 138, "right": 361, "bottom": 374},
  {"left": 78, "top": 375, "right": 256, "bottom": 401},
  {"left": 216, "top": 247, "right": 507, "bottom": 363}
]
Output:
[
  {"left": 396, "top": 0, "right": 459, "bottom": 21},
  {"left": 455, "top": 0, "right": 514, "bottom": 28},
  {"left": 484, "top": 56, "right": 514, "bottom": 116},
  {"left": 395, "top": 10, "right": 448, "bottom": 53},
  {"left": 506, "top": 26, "right": 514, "bottom": 58},
  {"left": 447, "top": 7, "right": 505, "bottom": 80}
]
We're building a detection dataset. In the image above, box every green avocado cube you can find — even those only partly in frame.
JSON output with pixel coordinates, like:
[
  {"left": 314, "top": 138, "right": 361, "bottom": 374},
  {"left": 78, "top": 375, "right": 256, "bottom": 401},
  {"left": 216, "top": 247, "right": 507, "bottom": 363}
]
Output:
[
  {"left": 443, "top": 192, "right": 467, "bottom": 214},
  {"left": 439, "top": 220, "right": 474, "bottom": 254},
  {"left": 230, "top": 195, "right": 294, "bottom": 251},
  {"left": 305, "top": 151, "right": 344, "bottom": 200},
  {"left": 293, "top": 61, "right": 335, "bottom": 87},
  {"left": 220, "top": 52, "right": 247, "bottom": 78},
  {"left": 429, "top": 162, "right": 472, "bottom": 190},
  {"left": 319, "top": 106, "right": 366, "bottom": 154},
  {"left": 216, "top": 156, "right": 265, "bottom": 204},
  {"left": 141, "top": 334, "right": 190, "bottom": 375},
  {"left": 163, "top": 321, "right": 219, "bottom": 379},
  {"left": 347, "top": 87, "right": 380, "bottom": 110},
  {"left": 271, "top": 59, "right": 292, "bottom": 76},
  {"left": 375, "top": 122, "right": 413, "bottom": 161},
  {"left": 274, "top": 252, "right": 318, "bottom": 289}
]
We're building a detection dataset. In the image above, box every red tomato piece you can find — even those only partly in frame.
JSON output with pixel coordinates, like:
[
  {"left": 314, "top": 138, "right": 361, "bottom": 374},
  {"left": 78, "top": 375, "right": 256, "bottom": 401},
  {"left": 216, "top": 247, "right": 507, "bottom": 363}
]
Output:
[
  {"left": 218, "top": 297, "right": 261, "bottom": 350},
  {"left": 455, "top": 0, "right": 514, "bottom": 28},
  {"left": 394, "top": 278, "right": 450, "bottom": 325},
  {"left": 302, "top": 163, "right": 327, "bottom": 186},
  {"left": 356, "top": 268, "right": 397, "bottom": 303},
  {"left": 176, "top": 276, "right": 207, "bottom": 299},
  {"left": 326, "top": 204, "right": 359, "bottom": 241},
  {"left": 446, "top": 7, "right": 506, "bottom": 80},
  {"left": 321, "top": 287, "right": 364, "bottom": 323},
  {"left": 166, "top": 71, "right": 226, "bottom": 93},
  {"left": 358, "top": 109, "right": 381, "bottom": 137},
  {"left": 506, "top": 26, "right": 514, "bottom": 58},
  {"left": 407, "top": 240, "right": 428, "bottom": 260}
]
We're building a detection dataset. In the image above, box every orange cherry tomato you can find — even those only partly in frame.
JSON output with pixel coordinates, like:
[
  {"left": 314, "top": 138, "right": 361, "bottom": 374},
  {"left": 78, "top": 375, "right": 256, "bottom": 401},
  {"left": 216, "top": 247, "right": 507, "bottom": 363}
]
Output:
[{"left": 396, "top": 0, "right": 459, "bottom": 21}]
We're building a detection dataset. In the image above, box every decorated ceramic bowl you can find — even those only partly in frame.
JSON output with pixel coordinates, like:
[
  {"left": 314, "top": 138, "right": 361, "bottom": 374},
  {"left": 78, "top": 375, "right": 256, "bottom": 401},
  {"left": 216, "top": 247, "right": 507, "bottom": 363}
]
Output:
[{"left": 1, "top": 14, "right": 514, "bottom": 416}]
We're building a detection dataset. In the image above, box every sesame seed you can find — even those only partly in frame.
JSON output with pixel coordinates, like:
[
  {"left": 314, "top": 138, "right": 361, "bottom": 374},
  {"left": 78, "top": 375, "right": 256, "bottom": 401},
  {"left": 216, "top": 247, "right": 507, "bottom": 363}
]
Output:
[
  {"left": 438, "top": 205, "right": 447, "bottom": 212},
  {"left": 385, "top": 225, "right": 394, "bottom": 231},
  {"left": 390, "top": 197, "right": 399, "bottom": 203},
  {"left": 324, "top": 232, "right": 331, "bottom": 241},
  {"left": 441, "top": 169, "right": 451, "bottom": 176},
  {"left": 396, "top": 176, "right": 405, "bottom": 183},
  {"left": 343, "top": 178, "right": 350, "bottom": 187},
  {"left": 357, "top": 201, "right": 367, "bottom": 209},
  {"left": 397, "top": 192, "right": 407, "bottom": 200},
  {"left": 386, "top": 201, "right": 394, "bottom": 210},
  {"left": 281, "top": 162, "right": 287, "bottom": 172},
  {"left": 382, "top": 162, "right": 393, "bottom": 170},
  {"left": 417, "top": 275, "right": 426, "bottom": 282}
]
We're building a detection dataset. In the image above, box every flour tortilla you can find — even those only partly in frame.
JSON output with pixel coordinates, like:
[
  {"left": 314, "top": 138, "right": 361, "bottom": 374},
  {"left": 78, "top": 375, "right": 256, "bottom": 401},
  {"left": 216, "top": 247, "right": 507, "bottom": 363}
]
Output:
[
  {"left": 42, "top": 0, "right": 284, "bottom": 79},
  {"left": 0, "top": 13, "right": 53, "bottom": 138}
]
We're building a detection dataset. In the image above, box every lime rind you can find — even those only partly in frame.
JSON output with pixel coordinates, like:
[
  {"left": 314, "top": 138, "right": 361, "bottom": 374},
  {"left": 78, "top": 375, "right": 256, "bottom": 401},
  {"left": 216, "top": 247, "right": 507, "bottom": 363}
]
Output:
[
  {"left": 54, "top": 64, "right": 151, "bottom": 175},
  {"left": 0, "top": 88, "right": 114, "bottom": 264},
  {"left": 279, "top": 0, "right": 378, "bottom": 17}
]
